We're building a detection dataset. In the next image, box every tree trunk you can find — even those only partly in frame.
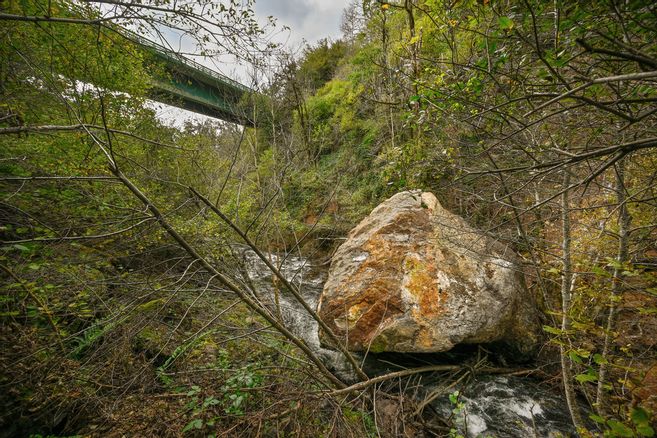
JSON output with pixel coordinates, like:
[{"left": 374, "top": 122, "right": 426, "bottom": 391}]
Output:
[{"left": 596, "top": 157, "right": 631, "bottom": 414}]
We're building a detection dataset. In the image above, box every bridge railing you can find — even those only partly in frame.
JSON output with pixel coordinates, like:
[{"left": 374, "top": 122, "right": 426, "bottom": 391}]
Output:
[{"left": 120, "top": 27, "right": 252, "bottom": 93}]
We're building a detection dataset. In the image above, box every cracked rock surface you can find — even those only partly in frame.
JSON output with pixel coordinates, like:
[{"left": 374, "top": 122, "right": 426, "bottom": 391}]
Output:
[{"left": 317, "top": 190, "right": 541, "bottom": 357}]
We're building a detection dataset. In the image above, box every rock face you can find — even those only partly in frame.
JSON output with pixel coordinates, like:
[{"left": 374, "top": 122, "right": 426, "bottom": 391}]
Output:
[{"left": 317, "top": 190, "right": 540, "bottom": 357}]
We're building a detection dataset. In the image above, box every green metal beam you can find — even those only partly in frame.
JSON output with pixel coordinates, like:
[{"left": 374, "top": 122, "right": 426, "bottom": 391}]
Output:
[{"left": 122, "top": 29, "right": 254, "bottom": 126}]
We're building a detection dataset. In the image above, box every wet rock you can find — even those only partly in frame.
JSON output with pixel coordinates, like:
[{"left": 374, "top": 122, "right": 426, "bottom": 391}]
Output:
[
  {"left": 430, "top": 375, "right": 578, "bottom": 437},
  {"left": 317, "top": 190, "right": 541, "bottom": 357}
]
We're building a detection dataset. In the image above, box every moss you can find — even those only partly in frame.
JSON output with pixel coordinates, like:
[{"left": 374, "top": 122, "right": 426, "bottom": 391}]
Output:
[
  {"left": 342, "top": 406, "right": 377, "bottom": 437},
  {"left": 133, "top": 326, "right": 166, "bottom": 354},
  {"left": 367, "top": 335, "right": 388, "bottom": 354}
]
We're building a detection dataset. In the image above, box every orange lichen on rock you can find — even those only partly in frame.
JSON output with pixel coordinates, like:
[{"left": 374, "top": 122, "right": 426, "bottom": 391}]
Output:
[{"left": 403, "top": 255, "right": 443, "bottom": 318}]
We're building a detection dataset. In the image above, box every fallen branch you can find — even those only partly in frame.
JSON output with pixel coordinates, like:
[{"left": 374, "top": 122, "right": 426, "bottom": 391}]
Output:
[{"left": 325, "top": 364, "right": 534, "bottom": 396}]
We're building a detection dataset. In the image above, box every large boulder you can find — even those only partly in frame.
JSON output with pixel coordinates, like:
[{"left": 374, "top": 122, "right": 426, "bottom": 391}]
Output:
[{"left": 317, "top": 190, "right": 541, "bottom": 357}]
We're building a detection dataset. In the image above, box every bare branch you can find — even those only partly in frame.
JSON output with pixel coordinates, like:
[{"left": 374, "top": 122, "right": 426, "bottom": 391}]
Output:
[{"left": 524, "top": 70, "right": 657, "bottom": 118}]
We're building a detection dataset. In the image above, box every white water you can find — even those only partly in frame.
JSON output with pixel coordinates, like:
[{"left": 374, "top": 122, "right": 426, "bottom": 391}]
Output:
[
  {"left": 242, "top": 250, "right": 357, "bottom": 380},
  {"left": 432, "top": 376, "right": 576, "bottom": 437}
]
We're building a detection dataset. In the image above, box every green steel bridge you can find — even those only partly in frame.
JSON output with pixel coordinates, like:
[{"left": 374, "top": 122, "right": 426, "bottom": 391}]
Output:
[{"left": 123, "top": 30, "right": 254, "bottom": 126}]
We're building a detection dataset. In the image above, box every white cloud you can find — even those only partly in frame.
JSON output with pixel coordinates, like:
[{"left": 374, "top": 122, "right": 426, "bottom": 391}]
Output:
[{"left": 255, "top": 0, "right": 349, "bottom": 46}]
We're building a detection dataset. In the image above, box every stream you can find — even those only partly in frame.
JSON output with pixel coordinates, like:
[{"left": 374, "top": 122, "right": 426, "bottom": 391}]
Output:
[{"left": 243, "top": 250, "right": 579, "bottom": 437}]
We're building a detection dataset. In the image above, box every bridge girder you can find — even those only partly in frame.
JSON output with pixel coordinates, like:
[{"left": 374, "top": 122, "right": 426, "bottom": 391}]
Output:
[{"left": 124, "top": 30, "right": 255, "bottom": 126}]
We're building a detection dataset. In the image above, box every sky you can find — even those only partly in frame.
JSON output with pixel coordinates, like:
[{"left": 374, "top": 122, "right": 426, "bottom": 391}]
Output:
[
  {"left": 255, "top": 0, "right": 350, "bottom": 47},
  {"left": 154, "top": 0, "right": 352, "bottom": 126}
]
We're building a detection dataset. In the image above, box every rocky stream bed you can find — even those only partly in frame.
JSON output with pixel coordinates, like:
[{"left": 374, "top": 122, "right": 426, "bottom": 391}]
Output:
[{"left": 243, "top": 250, "right": 580, "bottom": 437}]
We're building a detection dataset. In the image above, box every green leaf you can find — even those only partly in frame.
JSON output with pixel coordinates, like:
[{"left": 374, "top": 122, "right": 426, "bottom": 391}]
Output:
[
  {"left": 576, "top": 349, "right": 591, "bottom": 358},
  {"left": 182, "top": 418, "right": 203, "bottom": 433},
  {"left": 575, "top": 372, "right": 598, "bottom": 383},
  {"left": 637, "top": 424, "right": 655, "bottom": 437},
  {"left": 498, "top": 16, "right": 514, "bottom": 30},
  {"left": 631, "top": 407, "right": 650, "bottom": 424},
  {"left": 606, "top": 419, "right": 634, "bottom": 437},
  {"left": 571, "top": 321, "right": 593, "bottom": 332},
  {"left": 592, "top": 266, "right": 611, "bottom": 278},
  {"left": 606, "top": 258, "right": 622, "bottom": 269},
  {"left": 203, "top": 396, "right": 220, "bottom": 408},
  {"left": 569, "top": 351, "right": 583, "bottom": 364},
  {"left": 543, "top": 325, "right": 562, "bottom": 335},
  {"left": 186, "top": 385, "right": 201, "bottom": 396},
  {"left": 593, "top": 354, "right": 609, "bottom": 365},
  {"left": 589, "top": 414, "right": 606, "bottom": 424}
]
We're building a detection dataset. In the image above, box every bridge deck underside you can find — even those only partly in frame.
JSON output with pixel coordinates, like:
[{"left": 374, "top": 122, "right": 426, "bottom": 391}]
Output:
[
  {"left": 121, "top": 29, "right": 254, "bottom": 125},
  {"left": 148, "top": 54, "right": 253, "bottom": 125}
]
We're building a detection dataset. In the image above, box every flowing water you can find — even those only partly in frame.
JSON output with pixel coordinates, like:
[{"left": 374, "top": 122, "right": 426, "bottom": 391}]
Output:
[
  {"left": 244, "top": 251, "right": 579, "bottom": 437},
  {"left": 429, "top": 375, "right": 578, "bottom": 437},
  {"left": 242, "top": 250, "right": 356, "bottom": 380}
]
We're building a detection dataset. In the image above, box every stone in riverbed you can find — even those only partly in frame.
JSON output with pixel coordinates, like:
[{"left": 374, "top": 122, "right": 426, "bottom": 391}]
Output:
[{"left": 317, "top": 190, "right": 541, "bottom": 357}]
